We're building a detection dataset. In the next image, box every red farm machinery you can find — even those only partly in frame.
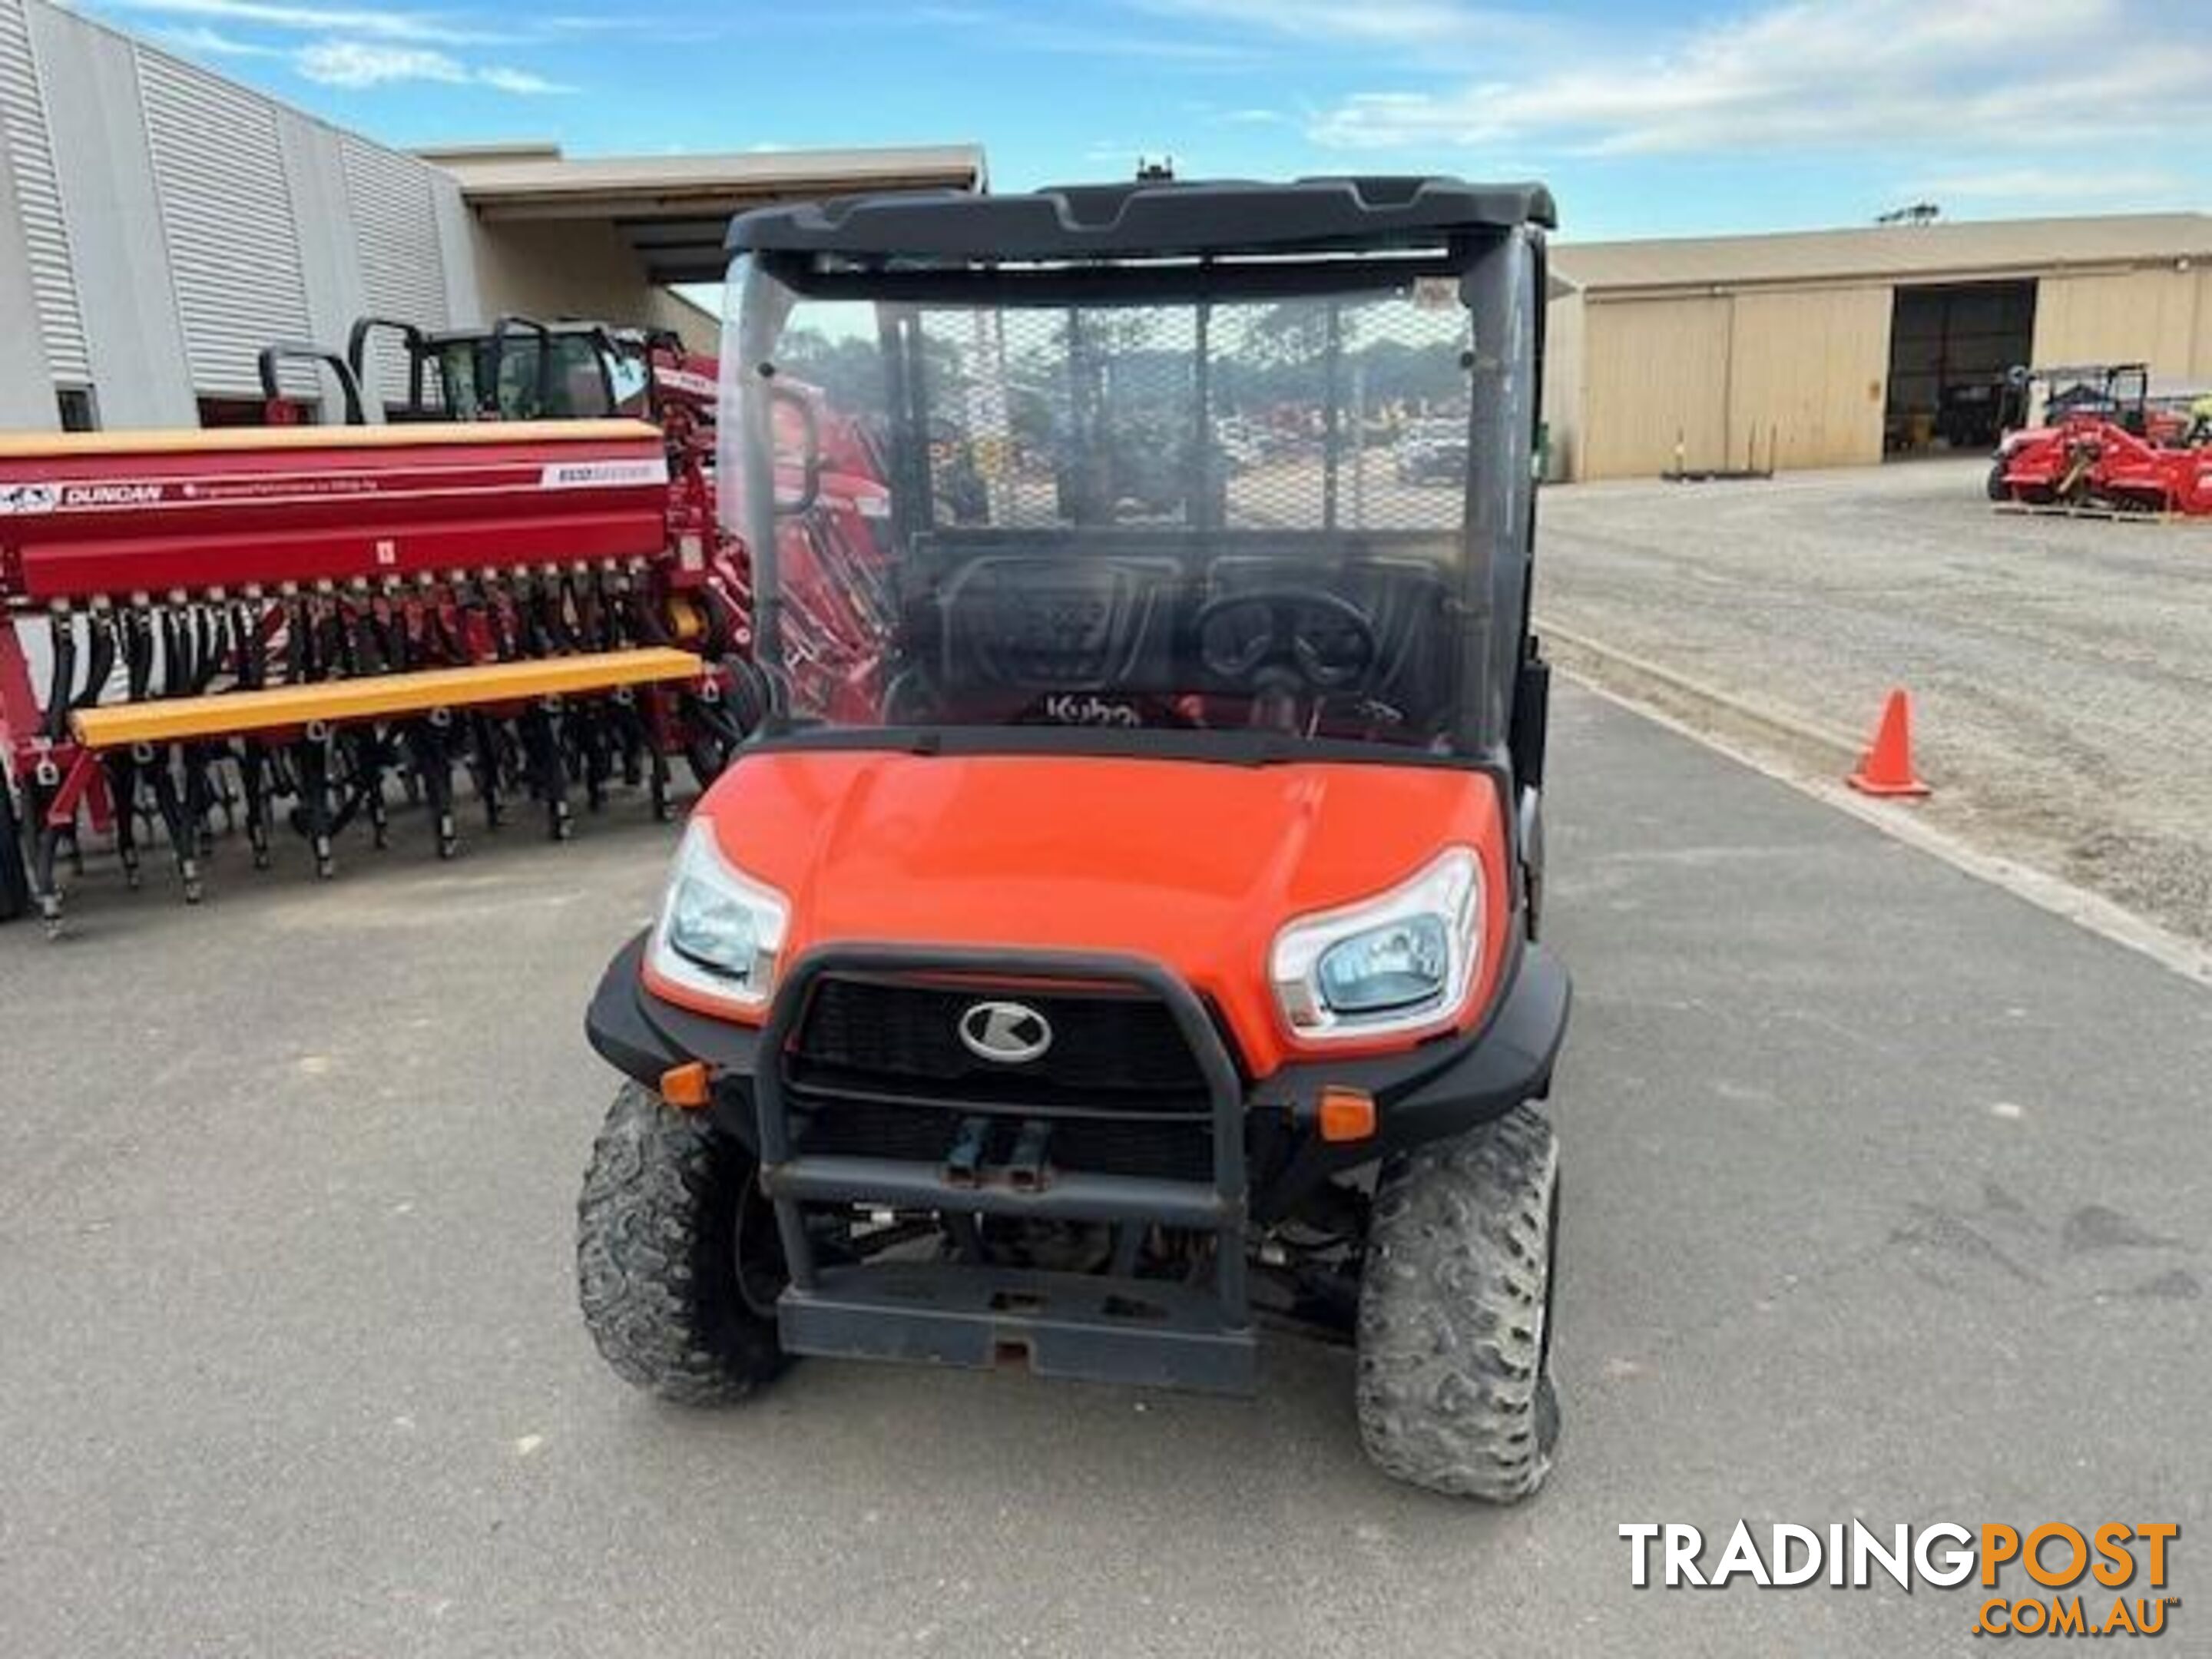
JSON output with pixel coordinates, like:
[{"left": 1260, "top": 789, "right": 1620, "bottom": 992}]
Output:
[
  {"left": 0, "top": 313, "right": 892, "bottom": 934},
  {"left": 1988, "top": 363, "right": 2212, "bottom": 517}
]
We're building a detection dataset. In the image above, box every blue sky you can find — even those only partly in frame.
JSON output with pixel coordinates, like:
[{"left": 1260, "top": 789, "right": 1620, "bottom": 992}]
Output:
[{"left": 83, "top": 0, "right": 2210, "bottom": 240}]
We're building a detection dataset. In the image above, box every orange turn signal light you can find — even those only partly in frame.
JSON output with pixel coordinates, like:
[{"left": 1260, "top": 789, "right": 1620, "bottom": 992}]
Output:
[
  {"left": 1318, "top": 1086, "right": 1376, "bottom": 1144},
  {"left": 658, "top": 1061, "right": 714, "bottom": 1110}
]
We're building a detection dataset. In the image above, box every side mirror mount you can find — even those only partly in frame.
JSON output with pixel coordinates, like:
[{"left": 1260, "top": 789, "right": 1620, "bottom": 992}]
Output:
[{"left": 770, "top": 381, "right": 823, "bottom": 515}]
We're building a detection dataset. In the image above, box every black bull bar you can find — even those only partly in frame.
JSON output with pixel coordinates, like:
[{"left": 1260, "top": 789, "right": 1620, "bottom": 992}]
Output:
[{"left": 754, "top": 944, "right": 1258, "bottom": 1394}]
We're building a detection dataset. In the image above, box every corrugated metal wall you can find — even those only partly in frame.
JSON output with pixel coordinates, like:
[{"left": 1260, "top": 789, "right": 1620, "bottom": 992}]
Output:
[
  {"left": 0, "top": 0, "right": 482, "bottom": 428},
  {"left": 0, "top": 0, "right": 85, "bottom": 384},
  {"left": 137, "top": 51, "right": 314, "bottom": 397},
  {"left": 340, "top": 133, "right": 452, "bottom": 409},
  {"left": 22, "top": 0, "right": 197, "bottom": 429}
]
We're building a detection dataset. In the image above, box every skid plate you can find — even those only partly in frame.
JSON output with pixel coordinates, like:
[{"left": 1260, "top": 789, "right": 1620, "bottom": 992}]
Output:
[{"left": 780, "top": 1262, "right": 1259, "bottom": 1396}]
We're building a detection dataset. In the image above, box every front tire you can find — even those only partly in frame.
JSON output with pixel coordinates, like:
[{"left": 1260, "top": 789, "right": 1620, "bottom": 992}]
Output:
[
  {"left": 1985, "top": 459, "right": 2010, "bottom": 502},
  {"left": 0, "top": 773, "right": 31, "bottom": 924},
  {"left": 577, "top": 1081, "right": 789, "bottom": 1403},
  {"left": 1355, "top": 1104, "right": 1561, "bottom": 1501}
]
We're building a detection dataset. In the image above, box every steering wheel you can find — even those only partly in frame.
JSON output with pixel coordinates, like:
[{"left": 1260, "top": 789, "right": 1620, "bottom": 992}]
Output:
[{"left": 1195, "top": 588, "right": 1379, "bottom": 691}]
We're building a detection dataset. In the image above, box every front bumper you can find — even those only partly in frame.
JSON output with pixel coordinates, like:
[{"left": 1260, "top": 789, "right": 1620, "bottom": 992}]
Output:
[
  {"left": 583, "top": 934, "right": 1568, "bottom": 1394},
  {"left": 586, "top": 932, "right": 1568, "bottom": 1207}
]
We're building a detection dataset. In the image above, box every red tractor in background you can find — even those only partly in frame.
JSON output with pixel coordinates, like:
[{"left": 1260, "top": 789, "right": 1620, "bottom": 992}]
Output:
[
  {"left": 1988, "top": 363, "right": 2212, "bottom": 515},
  {"left": 326, "top": 313, "right": 898, "bottom": 717},
  {"left": 272, "top": 312, "right": 899, "bottom": 736}
]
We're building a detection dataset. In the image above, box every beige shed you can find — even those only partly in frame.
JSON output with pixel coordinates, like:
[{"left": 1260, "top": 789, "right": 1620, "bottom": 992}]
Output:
[{"left": 1544, "top": 213, "right": 2212, "bottom": 481}]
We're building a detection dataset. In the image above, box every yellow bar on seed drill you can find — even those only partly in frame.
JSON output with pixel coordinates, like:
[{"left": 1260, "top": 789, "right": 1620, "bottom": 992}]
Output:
[{"left": 71, "top": 647, "right": 707, "bottom": 749}]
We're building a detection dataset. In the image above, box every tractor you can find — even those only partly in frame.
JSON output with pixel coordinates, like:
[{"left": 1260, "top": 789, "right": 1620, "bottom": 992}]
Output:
[{"left": 1990, "top": 363, "right": 2212, "bottom": 514}]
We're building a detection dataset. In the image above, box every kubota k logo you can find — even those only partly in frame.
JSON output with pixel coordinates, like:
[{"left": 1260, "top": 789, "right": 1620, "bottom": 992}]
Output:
[{"left": 958, "top": 1001, "right": 1053, "bottom": 1063}]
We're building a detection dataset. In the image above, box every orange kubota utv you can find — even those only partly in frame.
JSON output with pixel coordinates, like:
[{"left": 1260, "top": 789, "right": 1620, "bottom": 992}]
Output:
[{"left": 576, "top": 176, "right": 1571, "bottom": 1499}]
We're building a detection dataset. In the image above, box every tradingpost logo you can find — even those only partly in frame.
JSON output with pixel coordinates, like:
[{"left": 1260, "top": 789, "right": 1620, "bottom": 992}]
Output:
[{"left": 1621, "top": 1520, "right": 2181, "bottom": 1637}]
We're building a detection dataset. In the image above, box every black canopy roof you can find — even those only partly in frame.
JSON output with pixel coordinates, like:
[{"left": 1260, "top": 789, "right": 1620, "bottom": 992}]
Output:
[{"left": 726, "top": 177, "right": 1555, "bottom": 262}]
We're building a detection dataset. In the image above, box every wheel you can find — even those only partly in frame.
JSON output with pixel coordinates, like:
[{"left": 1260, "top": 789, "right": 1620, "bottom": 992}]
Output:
[
  {"left": 1985, "top": 459, "right": 2010, "bottom": 502},
  {"left": 1355, "top": 1104, "right": 1561, "bottom": 1501},
  {"left": 576, "top": 1081, "right": 790, "bottom": 1403},
  {"left": 0, "top": 773, "right": 29, "bottom": 924}
]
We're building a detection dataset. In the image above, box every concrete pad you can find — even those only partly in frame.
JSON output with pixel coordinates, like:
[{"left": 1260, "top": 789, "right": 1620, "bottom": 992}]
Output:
[{"left": 0, "top": 684, "right": 2204, "bottom": 1657}]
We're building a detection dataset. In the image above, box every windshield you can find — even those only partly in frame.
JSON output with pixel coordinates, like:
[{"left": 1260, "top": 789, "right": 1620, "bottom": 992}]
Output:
[
  {"left": 437, "top": 334, "right": 616, "bottom": 420},
  {"left": 724, "top": 259, "right": 1515, "bottom": 753}
]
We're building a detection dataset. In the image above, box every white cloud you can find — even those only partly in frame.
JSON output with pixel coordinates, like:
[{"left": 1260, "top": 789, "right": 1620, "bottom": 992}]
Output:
[
  {"left": 104, "top": 0, "right": 581, "bottom": 90},
  {"left": 294, "top": 39, "right": 462, "bottom": 84},
  {"left": 1290, "top": 0, "right": 2212, "bottom": 161},
  {"left": 101, "top": 0, "right": 497, "bottom": 46},
  {"left": 1133, "top": 0, "right": 1542, "bottom": 49},
  {"left": 154, "top": 22, "right": 280, "bottom": 54},
  {"left": 475, "top": 64, "right": 575, "bottom": 94},
  {"left": 1912, "top": 167, "right": 2192, "bottom": 206},
  {"left": 293, "top": 38, "right": 572, "bottom": 92},
  {"left": 922, "top": 4, "right": 1267, "bottom": 64}
]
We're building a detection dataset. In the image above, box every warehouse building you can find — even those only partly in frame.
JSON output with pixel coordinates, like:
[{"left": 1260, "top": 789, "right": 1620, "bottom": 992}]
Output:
[
  {"left": 1546, "top": 214, "right": 2212, "bottom": 480},
  {"left": 0, "top": 0, "right": 980, "bottom": 433}
]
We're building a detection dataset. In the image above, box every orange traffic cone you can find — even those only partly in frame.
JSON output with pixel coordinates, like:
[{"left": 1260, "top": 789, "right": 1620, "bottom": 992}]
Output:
[{"left": 1847, "top": 689, "right": 1930, "bottom": 798}]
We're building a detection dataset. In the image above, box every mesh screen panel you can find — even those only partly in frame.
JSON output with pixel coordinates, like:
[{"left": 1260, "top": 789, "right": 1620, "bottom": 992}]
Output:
[
  {"left": 906, "top": 296, "right": 1471, "bottom": 534},
  {"left": 755, "top": 276, "right": 1481, "bottom": 747}
]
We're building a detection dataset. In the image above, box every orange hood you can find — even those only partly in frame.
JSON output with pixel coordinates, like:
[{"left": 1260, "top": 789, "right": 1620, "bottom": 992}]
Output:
[{"left": 676, "top": 749, "right": 1511, "bottom": 1076}]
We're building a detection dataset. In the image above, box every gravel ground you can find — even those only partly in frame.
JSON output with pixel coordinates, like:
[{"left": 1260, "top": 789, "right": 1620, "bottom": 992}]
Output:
[{"left": 1535, "top": 459, "right": 2212, "bottom": 945}]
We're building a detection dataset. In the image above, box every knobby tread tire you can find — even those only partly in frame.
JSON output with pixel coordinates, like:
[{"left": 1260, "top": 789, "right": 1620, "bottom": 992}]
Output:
[
  {"left": 1356, "top": 1104, "right": 1561, "bottom": 1501},
  {"left": 576, "top": 1081, "right": 787, "bottom": 1404}
]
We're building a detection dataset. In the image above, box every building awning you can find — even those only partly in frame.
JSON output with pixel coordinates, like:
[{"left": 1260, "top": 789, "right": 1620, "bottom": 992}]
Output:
[{"left": 418, "top": 142, "right": 988, "bottom": 285}]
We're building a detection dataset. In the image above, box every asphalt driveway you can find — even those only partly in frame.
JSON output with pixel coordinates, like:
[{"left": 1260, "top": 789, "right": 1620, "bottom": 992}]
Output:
[{"left": 1, "top": 683, "right": 2204, "bottom": 1657}]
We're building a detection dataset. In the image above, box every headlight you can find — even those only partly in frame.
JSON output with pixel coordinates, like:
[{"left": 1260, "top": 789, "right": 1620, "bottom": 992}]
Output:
[
  {"left": 1270, "top": 848, "right": 1482, "bottom": 1039},
  {"left": 647, "top": 821, "right": 790, "bottom": 1012}
]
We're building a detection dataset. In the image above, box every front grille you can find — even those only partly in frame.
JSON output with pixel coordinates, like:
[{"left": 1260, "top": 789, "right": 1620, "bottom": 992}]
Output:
[
  {"left": 790, "top": 975, "right": 1213, "bottom": 1110},
  {"left": 784, "top": 973, "right": 1226, "bottom": 1184}
]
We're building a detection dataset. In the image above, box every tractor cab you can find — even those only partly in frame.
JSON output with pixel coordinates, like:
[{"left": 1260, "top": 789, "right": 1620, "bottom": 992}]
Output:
[
  {"left": 1999, "top": 362, "right": 2151, "bottom": 442},
  {"left": 349, "top": 316, "right": 671, "bottom": 423}
]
